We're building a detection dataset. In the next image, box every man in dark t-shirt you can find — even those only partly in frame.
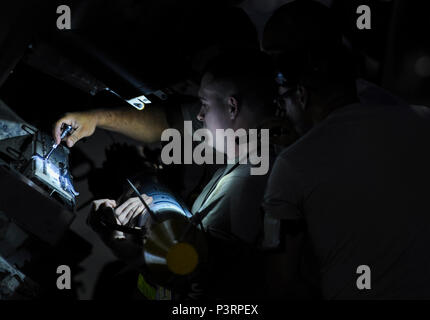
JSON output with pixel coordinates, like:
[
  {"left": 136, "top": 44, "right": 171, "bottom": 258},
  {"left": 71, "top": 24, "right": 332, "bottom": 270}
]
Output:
[
  {"left": 261, "top": 0, "right": 430, "bottom": 299},
  {"left": 264, "top": 102, "right": 430, "bottom": 299}
]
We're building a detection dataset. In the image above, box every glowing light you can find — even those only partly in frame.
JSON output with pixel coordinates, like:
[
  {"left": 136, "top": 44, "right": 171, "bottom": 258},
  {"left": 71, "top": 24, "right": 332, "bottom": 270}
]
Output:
[{"left": 126, "top": 95, "right": 152, "bottom": 110}]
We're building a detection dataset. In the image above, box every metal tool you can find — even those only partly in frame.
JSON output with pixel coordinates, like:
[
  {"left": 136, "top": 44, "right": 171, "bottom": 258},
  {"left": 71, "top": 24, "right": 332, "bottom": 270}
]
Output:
[{"left": 44, "top": 124, "right": 73, "bottom": 160}]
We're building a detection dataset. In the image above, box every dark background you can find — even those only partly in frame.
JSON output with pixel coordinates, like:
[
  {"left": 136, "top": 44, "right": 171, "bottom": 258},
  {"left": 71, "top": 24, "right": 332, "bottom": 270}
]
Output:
[{"left": 0, "top": 0, "right": 429, "bottom": 299}]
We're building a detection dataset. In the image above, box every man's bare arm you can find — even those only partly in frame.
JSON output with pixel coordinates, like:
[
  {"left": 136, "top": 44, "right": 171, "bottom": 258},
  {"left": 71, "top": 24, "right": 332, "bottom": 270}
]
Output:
[{"left": 53, "top": 105, "right": 169, "bottom": 147}]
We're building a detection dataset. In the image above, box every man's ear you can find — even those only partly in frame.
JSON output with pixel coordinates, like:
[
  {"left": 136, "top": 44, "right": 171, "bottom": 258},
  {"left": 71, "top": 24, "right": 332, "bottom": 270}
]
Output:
[
  {"left": 296, "top": 85, "right": 308, "bottom": 111},
  {"left": 227, "top": 96, "right": 239, "bottom": 120}
]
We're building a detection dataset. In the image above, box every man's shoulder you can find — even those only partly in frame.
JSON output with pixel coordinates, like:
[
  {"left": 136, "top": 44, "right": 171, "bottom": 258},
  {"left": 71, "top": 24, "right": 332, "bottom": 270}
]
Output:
[
  {"left": 273, "top": 104, "right": 361, "bottom": 165},
  {"left": 277, "top": 102, "right": 430, "bottom": 163},
  {"left": 211, "top": 164, "right": 271, "bottom": 199},
  {"left": 225, "top": 161, "right": 273, "bottom": 181},
  {"left": 198, "top": 164, "right": 267, "bottom": 214}
]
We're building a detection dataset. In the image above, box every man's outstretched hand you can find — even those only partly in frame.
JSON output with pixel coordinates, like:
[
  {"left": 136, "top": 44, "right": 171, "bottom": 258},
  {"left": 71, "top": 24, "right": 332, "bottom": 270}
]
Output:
[{"left": 53, "top": 112, "right": 98, "bottom": 147}]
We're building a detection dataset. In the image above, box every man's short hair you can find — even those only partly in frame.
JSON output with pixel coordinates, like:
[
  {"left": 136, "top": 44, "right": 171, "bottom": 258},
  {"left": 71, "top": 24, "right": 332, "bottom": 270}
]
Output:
[{"left": 203, "top": 50, "right": 277, "bottom": 116}]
